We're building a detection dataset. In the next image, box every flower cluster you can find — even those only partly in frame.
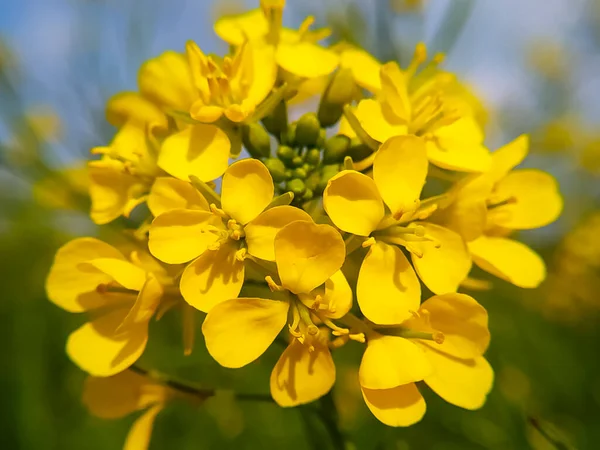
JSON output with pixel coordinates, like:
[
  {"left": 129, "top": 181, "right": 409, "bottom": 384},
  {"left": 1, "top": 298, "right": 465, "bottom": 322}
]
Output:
[{"left": 45, "top": 0, "right": 563, "bottom": 446}]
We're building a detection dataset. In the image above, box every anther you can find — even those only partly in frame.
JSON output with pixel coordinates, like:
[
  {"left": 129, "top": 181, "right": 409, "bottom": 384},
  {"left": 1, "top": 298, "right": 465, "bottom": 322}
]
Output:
[
  {"left": 235, "top": 248, "right": 247, "bottom": 262},
  {"left": 265, "top": 276, "right": 284, "bottom": 292},
  {"left": 362, "top": 237, "right": 376, "bottom": 248}
]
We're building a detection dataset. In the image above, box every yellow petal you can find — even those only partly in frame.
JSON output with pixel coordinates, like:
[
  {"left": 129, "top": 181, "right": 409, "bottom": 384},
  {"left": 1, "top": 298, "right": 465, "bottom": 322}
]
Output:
[
  {"left": 106, "top": 92, "right": 167, "bottom": 132},
  {"left": 428, "top": 117, "right": 491, "bottom": 173},
  {"left": 202, "top": 297, "right": 289, "bottom": 368},
  {"left": 468, "top": 236, "right": 546, "bottom": 288},
  {"left": 354, "top": 99, "right": 408, "bottom": 143},
  {"left": 271, "top": 339, "right": 336, "bottom": 407},
  {"left": 148, "top": 177, "right": 209, "bottom": 217},
  {"left": 357, "top": 242, "right": 421, "bottom": 324},
  {"left": 86, "top": 258, "right": 147, "bottom": 292},
  {"left": 214, "top": 9, "right": 268, "bottom": 46},
  {"left": 148, "top": 209, "right": 220, "bottom": 264},
  {"left": 361, "top": 383, "right": 426, "bottom": 427},
  {"left": 487, "top": 169, "right": 562, "bottom": 230},
  {"left": 244, "top": 44, "right": 277, "bottom": 108},
  {"left": 67, "top": 308, "right": 148, "bottom": 376},
  {"left": 380, "top": 62, "right": 411, "bottom": 122},
  {"left": 417, "top": 293, "right": 490, "bottom": 359},
  {"left": 245, "top": 206, "right": 312, "bottom": 261},
  {"left": 276, "top": 42, "right": 339, "bottom": 78},
  {"left": 321, "top": 270, "right": 353, "bottom": 319},
  {"left": 373, "top": 135, "right": 428, "bottom": 217},
  {"left": 180, "top": 242, "right": 245, "bottom": 312},
  {"left": 275, "top": 221, "right": 346, "bottom": 294},
  {"left": 222, "top": 159, "right": 274, "bottom": 225},
  {"left": 422, "top": 346, "right": 494, "bottom": 410},
  {"left": 323, "top": 170, "right": 384, "bottom": 236},
  {"left": 189, "top": 102, "right": 224, "bottom": 123},
  {"left": 340, "top": 48, "right": 381, "bottom": 92},
  {"left": 123, "top": 404, "right": 163, "bottom": 450},
  {"left": 489, "top": 134, "right": 529, "bottom": 181},
  {"left": 409, "top": 222, "right": 472, "bottom": 295},
  {"left": 119, "top": 275, "right": 163, "bottom": 330},
  {"left": 158, "top": 124, "right": 230, "bottom": 182},
  {"left": 359, "top": 335, "right": 432, "bottom": 389},
  {"left": 46, "top": 238, "right": 125, "bottom": 313}
]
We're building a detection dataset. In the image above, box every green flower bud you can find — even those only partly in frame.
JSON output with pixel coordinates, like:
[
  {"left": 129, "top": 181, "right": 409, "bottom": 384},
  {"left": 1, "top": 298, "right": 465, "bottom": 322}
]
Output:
[
  {"left": 305, "top": 171, "right": 321, "bottom": 191},
  {"left": 347, "top": 136, "right": 373, "bottom": 162},
  {"left": 261, "top": 100, "right": 288, "bottom": 138},
  {"left": 317, "top": 128, "right": 327, "bottom": 148},
  {"left": 282, "top": 122, "right": 296, "bottom": 146},
  {"left": 264, "top": 158, "right": 287, "bottom": 182},
  {"left": 241, "top": 123, "right": 271, "bottom": 159},
  {"left": 323, "top": 135, "right": 351, "bottom": 164},
  {"left": 292, "top": 167, "right": 307, "bottom": 179},
  {"left": 284, "top": 169, "right": 293, "bottom": 180},
  {"left": 302, "top": 188, "right": 314, "bottom": 201},
  {"left": 295, "top": 113, "right": 321, "bottom": 147},
  {"left": 286, "top": 178, "right": 306, "bottom": 196},
  {"left": 306, "top": 148, "right": 321, "bottom": 165},
  {"left": 277, "top": 145, "right": 295, "bottom": 164},
  {"left": 318, "top": 68, "right": 356, "bottom": 127},
  {"left": 302, "top": 163, "right": 313, "bottom": 173},
  {"left": 291, "top": 155, "right": 304, "bottom": 167},
  {"left": 316, "top": 164, "right": 341, "bottom": 193}
]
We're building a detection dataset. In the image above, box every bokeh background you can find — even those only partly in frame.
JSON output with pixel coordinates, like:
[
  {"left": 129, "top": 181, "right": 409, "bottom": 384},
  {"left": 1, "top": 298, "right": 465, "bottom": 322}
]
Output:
[{"left": 1, "top": 0, "right": 600, "bottom": 448}]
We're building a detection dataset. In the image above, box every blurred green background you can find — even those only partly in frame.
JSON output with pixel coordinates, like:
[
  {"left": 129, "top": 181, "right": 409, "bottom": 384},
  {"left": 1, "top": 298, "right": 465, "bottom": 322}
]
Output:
[{"left": 1, "top": 0, "right": 600, "bottom": 448}]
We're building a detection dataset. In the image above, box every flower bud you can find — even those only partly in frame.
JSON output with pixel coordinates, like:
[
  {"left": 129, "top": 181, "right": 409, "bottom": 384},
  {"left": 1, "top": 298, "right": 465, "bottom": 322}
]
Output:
[
  {"left": 306, "top": 148, "right": 321, "bottom": 165},
  {"left": 261, "top": 100, "right": 288, "bottom": 138},
  {"left": 295, "top": 113, "right": 321, "bottom": 147},
  {"left": 318, "top": 68, "right": 356, "bottom": 127},
  {"left": 277, "top": 145, "right": 295, "bottom": 164},
  {"left": 292, "top": 167, "right": 307, "bottom": 179},
  {"left": 291, "top": 155, "right": 304, "bottom": 167},
  {"left": 282, "top": 122, "right": 296, "bottom": 146},
  {"left": 264, "top": 157, "right": 288, "bottom": 182},
  {"left": 316, "top": 164, "right": 341, "bottom": 193},
  {"left": 323, "top": 135, "right": 351, "bottom": 164},
  {"left": 286, "top": 178, "right": 306, "bottom": 196},
  {"left": 347, "top": 136, "right": 373, "bottom": 162},
  {"left": 242, "top": 123, "right": 271, "bottom": 159}
]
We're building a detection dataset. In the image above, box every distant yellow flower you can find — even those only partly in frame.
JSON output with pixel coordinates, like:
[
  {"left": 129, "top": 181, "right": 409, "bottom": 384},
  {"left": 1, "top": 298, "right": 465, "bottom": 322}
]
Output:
[
  {"left": 341, "top": 43, "right": 491, "bottom": 172},
  {"left": 323, "top": 135, "right": 471, "bottom": 323},
  {"left": 438, "top": 135, "right": 563, "bottom": 288},
  {"left": 149, "top": 158, "right": 311, "bottom": 312},
  {"left": 359, "top": 293, "right": 493, "bottom": 427},
  {"left": 202, "top": 220, "right": 350, "bottom": 406},
  {"left": 46, "top": 238, "right": 170, "bottom": 376}
]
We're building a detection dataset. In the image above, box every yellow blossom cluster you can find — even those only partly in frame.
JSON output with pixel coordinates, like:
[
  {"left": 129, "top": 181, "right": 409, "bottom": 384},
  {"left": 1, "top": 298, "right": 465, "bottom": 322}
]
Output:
[{"left": 45, "top": 0, "right": 563, "bottom": 446}]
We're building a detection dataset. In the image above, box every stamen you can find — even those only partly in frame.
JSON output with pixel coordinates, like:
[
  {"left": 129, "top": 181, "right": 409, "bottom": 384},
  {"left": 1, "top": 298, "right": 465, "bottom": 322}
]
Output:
[
  {"left": 234, "top": 248, "right": 247, "bottom": 262},
  {"left": 265, "top": 276, "right": 284, "bottom": 292},
  {"left": 362, "top": 237, "right": 376, "bottom": 248}
]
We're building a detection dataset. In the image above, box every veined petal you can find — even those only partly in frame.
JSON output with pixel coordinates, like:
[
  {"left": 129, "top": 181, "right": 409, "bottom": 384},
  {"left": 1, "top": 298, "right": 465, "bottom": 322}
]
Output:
[
  {"left": 46, "top": 238, "right": 125, "bottom": 313},
  {"left": 468, "top": 236, "right": 546, "bottom": 288},
  {"left": 189, "top": 103, "right": 224, "bottom": 123},
  {"left": 340, "top": 48, "right": 381, "bottom": 92},
  {"left": 489, "top": 134, "right": 529, "bottom": 182},
  {"left": 276, "top": 42, "right": 339, "bottom": 79},
  {"left": 222, "top": 159, "right": 274, "bottom": 225},
  {"left": 275, "top": 221, "right": 346, "bottom": 294},
  {"left": 354, "top": 99, "right": 408, "bottom": 144},
  {"left": 180, "top": 241, "right": 245, "bottom": 312},
  {"left": 148, "top": 210, "right": 221, "bottom": 264},
  {"left": 422, "top": 345, "right": 494, "bottom": 410},
  {"left": 357, "top": 242, "right": 421, "bottom": 325},
  {"left": 487, "top": 169, "right": 562, "bottom": 230},
  {"left": 373, "top": 135, "right": 428, "bottom": 217},
  {"left": 67, "top": 308, "right": 148, "bottom": 377},
  {"left": 321, "top": 270, "right": 353, "bottom": 319},
  {"left": 147, "top": 177, "right": 209, "bottom": 217},
  {"left": 202, "top": 297, "right": 289, "bottom": 368},
  {"left": 123, "top": 404, "right": 164, "bottom": 450},
  {"left": 323, "top": 170, "right": 384, "bottom": 236},
  {"left": 85, "top": 259, "right": 147, "bottom": 292},
  {"left": 270, "top": 339, "right": 335, "bottom": 407},
  {"left": 119, "top": 275, "right": 163, "bottom": 330},
  {"left": 409, "top": 222, "right": 472, "bottom": 295},
  {"left": 245, "top": 44, "right": 278, "bottom": 108},
  {"left": 214, "top": 9, "right": 268, "bottom": 46},
  {"left": 359, "top": 335, "right": 433, "bottom": 389},
  {"left": 245, "top": 206, "right": 312, "bottom": 261},
  {"left": 380, "top": 62, "right": 411, "bottom": 122},
  {"left": 361, "top": 383, "right": 426, "bottom": 427},
  {"left": 106, "top": 92, "right": 167, "bottom": 131},
  {"left": 158, "top": 124, "right": 230, "bottom": 182}
]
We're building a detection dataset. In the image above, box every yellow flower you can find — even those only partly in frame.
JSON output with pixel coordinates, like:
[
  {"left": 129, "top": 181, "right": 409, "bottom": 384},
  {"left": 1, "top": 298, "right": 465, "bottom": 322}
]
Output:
[
  {"left": 83, "top": 370, "right": 175, "bottom": 450},
  {"left": 148, "top": 158, "right": 311, "bottom": 312},
  {"left": 359, "top": 293, "right": 493, "bottom": 427},
  {"left": 46, "top": 238, "right": 169, "bottom": 376},
  {"left": 202, "top": 220, "right": 350, "bottom": 406},
  {"left": 214, "top": 0, "right": 339, "bottom": 80},
  {"left": 438, "top": 135, "right": 563, "bottom": 288},
  {"left": 323, "top": 135, "right": 471, "bottom": 324},
  {"left": 341, "top": 43, "right": 491, "bottom": 173}
]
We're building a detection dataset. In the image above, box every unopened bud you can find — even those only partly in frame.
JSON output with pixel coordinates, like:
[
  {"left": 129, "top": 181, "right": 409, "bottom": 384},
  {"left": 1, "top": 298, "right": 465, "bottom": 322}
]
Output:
[
  {"left": 291, "top": 155, "right": 304, "bottom": 167},
  {"left": 302, "top": 188, "right": 314, "bottom": 201},
  {"left": 305, "top": 171, "right": 321, "bottom": 191},
  {"left": 242, "top": 123, "right": 271, "bottom": 159},
  {"left": 318, "top": 68, "right": 356, "bottom": 127},
  {"left": 323, "top": 135, "right": 351, "bottom": 164},
  {"left": 286, "top": 178, "right": 306, "bottom": 196},
  {"left": 347, "top": 136, "right": 373, "bottom": 161},
  {"left": 261, "top": 100, "right": 288, "bottom": 138},
  {"left": 292, "top": 167, "right": 307, "bottom": 179},
  {"left": 277, "top": 145, "right": 295, "bottom": 164},
  {"left": 317, "top": 128, "right": 327, "bottom": 148},
  {"left": 305, "top": 148, "right": 321, "bottom": 165},
  {"left": 316, "top": 164, "right": 341, "bottom": 193},
  {"left": 264, "top": 158, "right": 287, "bottom": 182},
  {"left": 282, "top": 122, "right": 296, "bottom": 146},
  {"left": 295, "top": 113, "right": 321, "bottom": 147}
]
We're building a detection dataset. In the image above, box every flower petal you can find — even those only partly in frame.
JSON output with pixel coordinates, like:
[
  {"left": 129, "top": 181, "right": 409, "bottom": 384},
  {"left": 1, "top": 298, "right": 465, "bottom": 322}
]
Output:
[
  {"left": 354, "top": 99, "right": 408, "bottom": 143},
  {"left": 158, "top": 124, "right": 230, "bottom": 182},
  {"left": 123, "top": 404, "right": 164, "bottom": 450},
  {"left": 422, "top": 346, "right": 494, "bottom": 410},
  {"left": 85, "top": 259, "right": 147, "bottom": 291},
  {"left": 340, "top": 48, "right": 381, "bottom": 92},
  {"left": 489, "top": 134, "right": 529, "bottom": 181},
  {"left": 245, "top": 44, "right": 278, "bottom": 108},
  {"left": 321, "top": 270, "right": 353, "bottom": 319},
  {"left": 409, "top": 222, "right": 472, "bottom": 295},
  {"left": 214, "top": 9, "right": 268, "bottom": 46},
  {"left": 357, "top": 242, "right": 420, "bottom": 324},
  {"left": 67, "top": 308, "right": 148, "bottom": 377},
  {"left": 46, "top": 238, "right": 125, "bottom": 313},
  {"left": 270, "top": 339, "right": 335, "bottom": 407},
  {"left": 106, "top": 92, "right": 167, "bottom": 131},
  {"left": 245, "top": 206, "right": 312, "bottom": 261},
  {"left": 360, "top": 334, "right": 432, "bottom": 389},
  {"left": 361, "top": 383, "right": 426, "bottom": 427},
  {"left": 468, "top": 236, "right": 546, "bottom": 288},
  {"left": 180, "top": 242, "right": 245, "bottom": 312},
  {"left": 487, "top": 169, "right": 562, "bottom": 230},
  {"left": 276, "top": 42, "right": 339, "bottom": 78},
  {"left": 148, "top": 210, "right": 220, "bottom": 264},
  {"left": 202, "top": 297, "right": 289, "bottom": 368},
  {"left": 373, "top": 135, "right": 428, "bottom": 217},
  {"left": 222, "top": 159, "right": 274, "bottom": 225},
  {"left": 323, "top": 170, "right": 384, "bottom": 236},
  {"left": 275, "top": 221, "right": 346, "bottom": 294},
  {"left": 119, "top": 275, "right": 163, "bottom": 330},
  {"left": 147, "top": 177, "right": 209, "bottom": 217}
]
